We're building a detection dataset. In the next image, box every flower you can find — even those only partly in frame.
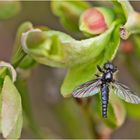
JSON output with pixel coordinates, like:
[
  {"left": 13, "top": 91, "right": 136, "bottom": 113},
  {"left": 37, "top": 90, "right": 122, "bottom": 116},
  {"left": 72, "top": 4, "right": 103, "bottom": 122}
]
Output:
[{"left": 79, "top": 7, "right": 115, "bottom": 35}]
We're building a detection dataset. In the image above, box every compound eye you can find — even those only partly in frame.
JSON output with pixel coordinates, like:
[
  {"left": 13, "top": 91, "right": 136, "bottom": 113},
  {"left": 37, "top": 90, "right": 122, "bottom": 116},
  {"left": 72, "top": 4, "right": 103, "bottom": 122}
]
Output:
[
  {"left": 109, "top": 64, "right": 114, "bottom": 70},
  {"left": 104, "top": 63, "right": 110, "bottom": 69}
]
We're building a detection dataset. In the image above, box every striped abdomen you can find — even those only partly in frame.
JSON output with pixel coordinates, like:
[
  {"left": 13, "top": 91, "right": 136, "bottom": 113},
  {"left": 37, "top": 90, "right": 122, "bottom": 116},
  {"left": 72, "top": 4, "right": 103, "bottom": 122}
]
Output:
[{"left": 101, "top": 84, "right": 109, "bottom": 118}]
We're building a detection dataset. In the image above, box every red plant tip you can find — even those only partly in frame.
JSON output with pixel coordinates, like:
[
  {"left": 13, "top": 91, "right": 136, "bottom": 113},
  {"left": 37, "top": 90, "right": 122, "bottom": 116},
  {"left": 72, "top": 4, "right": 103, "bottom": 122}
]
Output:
[
  {"left": 121, "top": 40, "right": 134, "bottom": 54},
  {"left": 79, "top": 7, "right": 115, "bottom": 35}
]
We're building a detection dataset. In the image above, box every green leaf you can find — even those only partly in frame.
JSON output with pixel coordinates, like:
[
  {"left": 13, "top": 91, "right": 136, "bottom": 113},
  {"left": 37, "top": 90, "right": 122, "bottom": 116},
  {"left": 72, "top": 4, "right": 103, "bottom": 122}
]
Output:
[
  {"left": 61, "top": 21, "right": 120, "bottom": 97},
  {"left": 18, "top": 55, "right": 37, "bottom": 69},
  {"left": 61, "top": 58, "right": 102, "bottom": 97},
  {"left": 132, "top": 35, "right": 140, "bottom": 59},
  {"left": 21, "top": 20, "right": 120, "bottom": 97},
  {"left": 93, "top": 92, "right": 126, "bottom": 128},
  {"left": 103, "top": 23, "right": 120, "bottom": 60},
  {"left": 106, "top": 93, "right": 126, "bottom": 128},
  {"left": 112, "top": 1, "right": 126, "bottom": 23},
  {"left": 11, "top": 21, "right": 36, "bottom": 69},
  {"left": 6, "top": 111, "right": 22, "bottom": 139},
  {"left": 51, "top": 1, "right": 90, "bottom": 31},
  {"left": 0, "top": 1, "right": 21, "bottom": 20},
  {"left": 0, "top": 68, "right": 8, "bottom": 88},
  {"left": 124, "top": 103, "right": 140, "bottom": 120},
  {"left": 1, "top": 76, "right": 22, "bottom": 139},
  {"left": 22, "top": 21, "right": 119, "bottom": 68}
]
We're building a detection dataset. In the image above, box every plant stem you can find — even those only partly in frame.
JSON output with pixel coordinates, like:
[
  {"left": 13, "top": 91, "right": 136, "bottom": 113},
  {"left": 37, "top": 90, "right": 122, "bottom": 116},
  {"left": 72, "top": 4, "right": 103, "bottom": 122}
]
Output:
[
  {"left": 118, "top": 0, "right": 134, "bottom": 17},
  {"left": 12, "top": 53, "right": 26, "bottom": 68},
  {"left": 15, "top": 78, "right": 46, "bottom": 138},
  {"left": 74, "top": 98, "right": 99, "bottom": 138}
]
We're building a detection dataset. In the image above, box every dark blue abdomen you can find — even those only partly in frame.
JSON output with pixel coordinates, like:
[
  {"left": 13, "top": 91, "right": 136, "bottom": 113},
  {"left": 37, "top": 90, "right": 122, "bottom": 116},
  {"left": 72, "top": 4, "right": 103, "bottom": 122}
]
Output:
[{"left": 101, "top": 84, "right": 109, "bottom": 118}]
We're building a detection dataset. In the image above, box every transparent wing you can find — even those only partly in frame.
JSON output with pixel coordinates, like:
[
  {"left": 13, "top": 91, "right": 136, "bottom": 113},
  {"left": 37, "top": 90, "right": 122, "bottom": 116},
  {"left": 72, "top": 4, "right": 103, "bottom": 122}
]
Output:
[
  {"left": 72, "top": 79, "right": 101, "bottom": 98},
  {"left": 113, "top": 81, "right": 140, "bottom": 104}
]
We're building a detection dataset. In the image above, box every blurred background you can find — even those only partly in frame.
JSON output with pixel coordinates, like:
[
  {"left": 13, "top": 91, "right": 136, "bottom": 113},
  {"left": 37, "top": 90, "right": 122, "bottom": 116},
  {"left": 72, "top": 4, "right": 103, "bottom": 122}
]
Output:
[{"left": 0, "top": 1, "right": 140, "bottom": 139}]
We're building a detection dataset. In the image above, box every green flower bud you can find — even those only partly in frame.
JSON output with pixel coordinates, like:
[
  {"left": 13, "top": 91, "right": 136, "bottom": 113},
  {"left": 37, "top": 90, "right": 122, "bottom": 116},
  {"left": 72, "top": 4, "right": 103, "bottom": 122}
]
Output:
[
  {"left": 21, "top": 21, "right": 119, "bottom": 68},
  {"left": 79, "top": 7, "right": 115, "bottom": 35},
  {"left": 11, "top": 22, "right": 37, "bottom": 69},
  {"left": 0, "top": 61, "right": 17, "bottom": 82},
  {"left": 0, "top": 1, "right": 21, "bottom": 20}
]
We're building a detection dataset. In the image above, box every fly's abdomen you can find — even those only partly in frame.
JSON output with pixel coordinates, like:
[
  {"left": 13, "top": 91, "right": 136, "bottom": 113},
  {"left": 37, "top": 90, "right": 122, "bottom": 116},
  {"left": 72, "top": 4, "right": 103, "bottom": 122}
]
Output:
[{"left": 101, "top": 84, "right": 109, "bottom": 118}]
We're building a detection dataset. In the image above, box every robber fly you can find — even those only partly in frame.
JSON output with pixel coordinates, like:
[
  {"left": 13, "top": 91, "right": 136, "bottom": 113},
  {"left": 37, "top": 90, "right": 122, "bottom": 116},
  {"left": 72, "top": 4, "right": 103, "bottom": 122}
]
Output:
[{"left": 72, "top": 62, "right": 140, "bottom": 118}]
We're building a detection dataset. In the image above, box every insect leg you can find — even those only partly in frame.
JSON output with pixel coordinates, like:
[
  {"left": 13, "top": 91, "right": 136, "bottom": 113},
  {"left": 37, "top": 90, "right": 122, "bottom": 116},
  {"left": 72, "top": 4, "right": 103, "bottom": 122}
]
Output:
[
  {"left": 97, "top": 65, "right": 104, "bottom": 73},
  {"left": 95, "top": 74, "right": 100, "bottom": 77}
]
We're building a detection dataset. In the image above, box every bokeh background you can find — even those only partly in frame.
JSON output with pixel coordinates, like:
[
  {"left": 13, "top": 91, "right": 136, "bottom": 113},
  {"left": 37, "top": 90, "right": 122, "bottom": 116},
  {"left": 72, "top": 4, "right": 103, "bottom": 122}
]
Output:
[{"left": 0, "top": 1, "right": 140, "bottom": 139}]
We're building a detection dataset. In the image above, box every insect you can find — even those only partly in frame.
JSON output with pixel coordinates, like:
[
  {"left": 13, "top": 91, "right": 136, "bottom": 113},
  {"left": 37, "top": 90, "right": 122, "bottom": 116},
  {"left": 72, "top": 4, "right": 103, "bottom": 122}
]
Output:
[{"left": 72, "top": 62, "right": 140, "bottom": 118}]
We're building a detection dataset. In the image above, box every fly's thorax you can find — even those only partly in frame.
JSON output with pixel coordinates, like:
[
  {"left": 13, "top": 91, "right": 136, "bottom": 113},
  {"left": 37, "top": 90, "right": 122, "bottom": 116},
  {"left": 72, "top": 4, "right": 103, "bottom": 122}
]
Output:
[{"left": 103, "top": 71, "right": 113, "bottom": 82}]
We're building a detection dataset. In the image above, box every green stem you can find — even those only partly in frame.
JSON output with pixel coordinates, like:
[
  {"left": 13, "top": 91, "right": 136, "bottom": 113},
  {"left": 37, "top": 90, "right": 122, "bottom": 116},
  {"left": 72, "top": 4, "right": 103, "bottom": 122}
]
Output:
[
  {"left": 15, "top": 78, "right": 46, "bottom": 138},
  {"left": 118, "top": 0, "right": 134, "bottom": 17},
  {"left": 12, "top": 53, "right": 46, "bottom": 138},
  {"left": 75, "top": 98, "right": 98, "bottom": 138},
  {"left": 12, "top": 53, "right": 26, "bottom": 68}
]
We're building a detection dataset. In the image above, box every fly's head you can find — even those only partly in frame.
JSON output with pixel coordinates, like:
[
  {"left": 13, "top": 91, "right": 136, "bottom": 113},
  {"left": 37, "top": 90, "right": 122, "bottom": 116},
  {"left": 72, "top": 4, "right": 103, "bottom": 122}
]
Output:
[{"left": 103, "top": 62, "right": 117, "bottom": 73}]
